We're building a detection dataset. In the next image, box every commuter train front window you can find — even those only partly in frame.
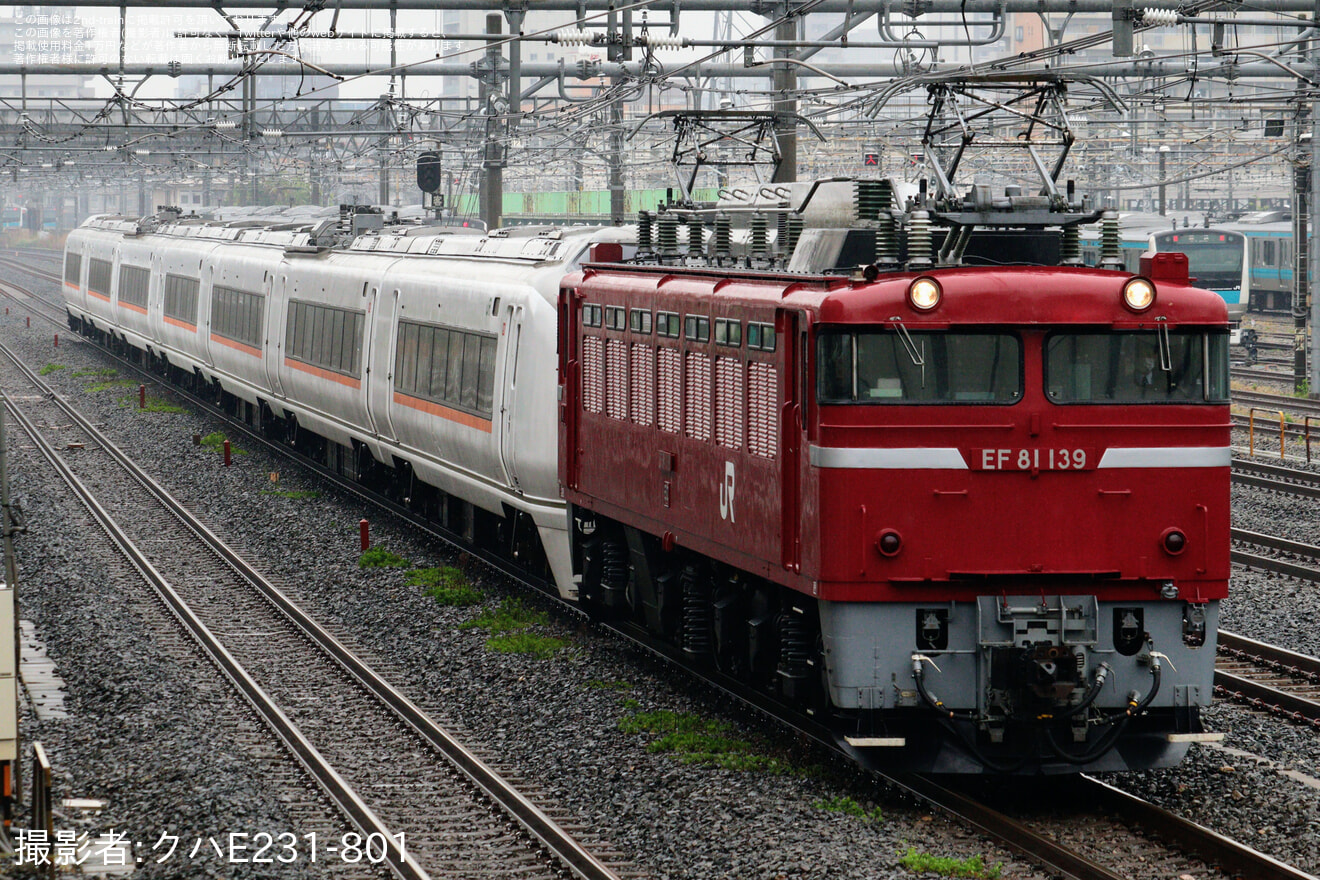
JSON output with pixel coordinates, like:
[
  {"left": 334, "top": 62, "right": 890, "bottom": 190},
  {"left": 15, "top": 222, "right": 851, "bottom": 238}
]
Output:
[
  {"left": 164, "top": 274, "right": 200, "bottom": 326},
  {"left": 393, "top": 319, "right": 497, "bottom": 419},
  {"left": 1044, "top": 330, "right": 1230, "bottom": 404},
  {"left": 210, "top": 284, "right": 265, "bottom": 349},
  {"left": 816, "top": 330, "right": 1022, "bottom": 404},
  {"left": 1153, "top": 230, "right": 1245, "bottom": 290},
  {"left": 286, "top": 300, "right": 365, "bottom": 376}
]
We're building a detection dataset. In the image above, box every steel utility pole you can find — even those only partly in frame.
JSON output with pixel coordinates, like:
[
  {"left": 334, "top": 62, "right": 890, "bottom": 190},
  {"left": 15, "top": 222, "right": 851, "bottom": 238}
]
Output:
[
  {"left": 1294, "top": 116, "right": 1310, "bottom": 396},
  {"left": 771, "top": 9, "right": 797, "bottom": 184},
  {"left": 480, "top": 13, "right": 505, "bottom": 229}
]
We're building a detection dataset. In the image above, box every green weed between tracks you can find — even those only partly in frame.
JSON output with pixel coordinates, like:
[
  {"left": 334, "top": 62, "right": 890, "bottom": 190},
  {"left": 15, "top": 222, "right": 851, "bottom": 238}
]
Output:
[{"left": 897, "top": 848, "right": 1001, "bottom": 879}]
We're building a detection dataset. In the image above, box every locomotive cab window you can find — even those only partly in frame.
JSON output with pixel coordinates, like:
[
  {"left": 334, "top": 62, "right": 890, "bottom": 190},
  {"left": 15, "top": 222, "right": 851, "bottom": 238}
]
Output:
[
  {"left": 1045, "top": 329, "right": 1229, "bottom": 403},
  {"left": 817, "top": 329, "right": 1022, "bottom": 404}
]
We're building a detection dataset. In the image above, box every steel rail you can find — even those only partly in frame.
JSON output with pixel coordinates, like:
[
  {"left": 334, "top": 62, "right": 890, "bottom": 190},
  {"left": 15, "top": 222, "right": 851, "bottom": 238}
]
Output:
[
  {"left": 0, "top": 382, "right": 431, "bottom": 880},
  {"left": 2, "top": 265, "right": 1313, "bottom": 880},
  {"left": 1216, "top": 631, "right": 1320, "bottom": 726},
  {"left": 0, "top": 339, "right": 624, "bottom": 880},
  {"left": 1232, "top": 460, "right": 1320, "bottom": 498},
  {"left": 1078, "top": 776, "right": 1320, "bottom": 880}
]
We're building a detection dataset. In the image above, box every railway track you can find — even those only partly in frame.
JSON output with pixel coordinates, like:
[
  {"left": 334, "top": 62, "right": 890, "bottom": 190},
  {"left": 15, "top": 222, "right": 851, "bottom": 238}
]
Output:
[
  {"left": 4, "top": 259, "right": 1319, "bottom": 880},
  {"left": 0, "top": 337, "right": 631, "bottom": 880},
  {"left": 1217, "top": 631, "right": 1320, "bottom": 729},
  {"left": 1233, "top": 459, "right": 1320, "bottom": 498}
]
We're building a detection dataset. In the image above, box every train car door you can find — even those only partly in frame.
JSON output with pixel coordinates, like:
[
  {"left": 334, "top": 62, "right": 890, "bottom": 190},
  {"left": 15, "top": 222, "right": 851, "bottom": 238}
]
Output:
[
  {"left": 498, "top": 302, "right": 524, "bottom": 493},
  {"left": 364, "top": 285, "right": 398, "bottom": 443},
  {"left": 779, "top": 308, "right": 803, "bottom": 573},
  {"left": 264, "top": 272, "right": 286, "bottom": 398}
]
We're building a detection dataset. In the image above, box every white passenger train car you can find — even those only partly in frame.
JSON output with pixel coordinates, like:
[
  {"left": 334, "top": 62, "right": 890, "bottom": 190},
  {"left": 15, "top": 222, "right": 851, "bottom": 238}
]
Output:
[{"left": 63, "top": 211, "right": 631, "bottom": 597}]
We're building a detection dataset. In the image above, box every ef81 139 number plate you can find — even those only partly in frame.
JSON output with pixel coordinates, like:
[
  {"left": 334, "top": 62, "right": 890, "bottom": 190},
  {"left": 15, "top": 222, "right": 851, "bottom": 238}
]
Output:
[{"left": 968, "top": 448, "right": 1095, "bottom": 471}]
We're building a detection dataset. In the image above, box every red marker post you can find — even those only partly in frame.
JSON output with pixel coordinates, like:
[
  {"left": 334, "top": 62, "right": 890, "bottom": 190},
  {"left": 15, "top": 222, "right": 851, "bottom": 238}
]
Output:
[
  {"left": 139, "top": 385, "right": 146, "bottom": 409},
  {"left": 359, "top": 519, "right": 370, "bottom": 552},
  {"left": 222, "top": 439, "right": 232, "bottom": 467},
  {"left": 54, "top": 333, "right": 58, "bottom": 347}
]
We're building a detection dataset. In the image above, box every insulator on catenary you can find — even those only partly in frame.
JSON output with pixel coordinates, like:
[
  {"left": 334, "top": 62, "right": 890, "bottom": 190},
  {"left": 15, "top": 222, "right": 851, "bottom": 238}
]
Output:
[
  {"left": 636, "top": 32, "right": 686, "bottom": 49},
  {"left": 1140, "top": 8, "right": 1179, "bottom": 26},
  {"left": 552, "top": 29, "right": 596, "bottom": 45}
]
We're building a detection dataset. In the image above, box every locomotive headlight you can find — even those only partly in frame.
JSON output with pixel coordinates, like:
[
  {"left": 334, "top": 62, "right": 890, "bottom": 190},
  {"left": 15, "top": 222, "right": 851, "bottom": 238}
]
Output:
[
  {"left": 1122, "top": 277, "right": 1156, "bottom": 312},
  {"left": 1161, "top": 528, "right": 1187, "bottom": 556},
  {"left": 908, "top": 277, "right": 942, "bottom": 311}
]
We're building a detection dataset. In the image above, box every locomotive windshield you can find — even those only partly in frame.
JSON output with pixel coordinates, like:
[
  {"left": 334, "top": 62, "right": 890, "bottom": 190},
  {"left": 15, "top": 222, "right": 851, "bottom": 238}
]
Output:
[
  {"left": 1151, "top": 230, "right": 1245, "bottom": 290},
  {"left": 817, "top": 330, "right": 1022, "bottom": 404},
  {"left": 1044, "top": 330, "right": 1229, "bottom": 403}
]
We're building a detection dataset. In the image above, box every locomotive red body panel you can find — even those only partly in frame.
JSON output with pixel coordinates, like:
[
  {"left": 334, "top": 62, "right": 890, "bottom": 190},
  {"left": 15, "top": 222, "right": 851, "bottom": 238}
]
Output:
[
  {"left": 561, "top": 257, "right": 1230, "bottom": 773},
  {"left": 562, "top": 265, "right": 1229, "bottom": 600}
]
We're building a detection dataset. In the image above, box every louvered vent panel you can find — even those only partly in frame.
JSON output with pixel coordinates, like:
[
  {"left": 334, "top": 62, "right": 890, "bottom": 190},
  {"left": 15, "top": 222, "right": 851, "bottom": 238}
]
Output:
[
  {"left": 631, "top": 343, "right": 655, "bottom": 427},
  {"left": 714, "top": 357, "right": 744, "bottom": 448},
  {"left": 748, "top": 361, "right": 779, "bottom": 458},
  {"left": 606, "top": 339, "right": 629, "bottom": 420},
  {"left": 658, "top": 348, "right": 681, "bottom": 433},
  {"left": 685, "top": 352, "right": 712, "bottom": 441},
  {"left": 582, "top": 336, "right": 604, "bottom": 414}
]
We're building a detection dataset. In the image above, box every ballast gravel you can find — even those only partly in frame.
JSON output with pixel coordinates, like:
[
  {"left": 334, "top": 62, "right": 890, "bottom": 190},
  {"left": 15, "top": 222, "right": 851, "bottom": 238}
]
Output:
[{"left": 4, "top": 282, "right": 1320, "bottom": 878}]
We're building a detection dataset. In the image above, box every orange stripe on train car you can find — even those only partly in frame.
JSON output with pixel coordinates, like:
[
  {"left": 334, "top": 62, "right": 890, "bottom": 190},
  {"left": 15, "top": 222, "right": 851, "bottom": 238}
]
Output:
[
  {"left": 393, "top": 391, "right": 493, "bottom": 433},
  {"left": 88, "top": 290, "right": 110, "bottom": 302},
  {"left": 163, "top": 315, "right": 197, "bottom": 332},
  {"left": 284, "top": 357, "right": 362, "bottom": 389},
  {"left": 120, "top": 301, "right": 147, "bottom": 315},
  {"left": 209, "top": 333, "right": 262, "bottom": 358}
]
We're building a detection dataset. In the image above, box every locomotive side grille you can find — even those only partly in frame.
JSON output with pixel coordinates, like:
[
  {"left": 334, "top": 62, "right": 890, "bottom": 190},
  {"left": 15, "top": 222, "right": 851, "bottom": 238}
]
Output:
[
  {"left": 631, "top": 343, "right": 655, "bottom": 427},
  {"left": 747, "top": 361, "right": 779, "bottom": 459},
  {"left": 582, "top": 335, "right": 604, "bottom": 414},
  {"left": 714, "top": 356, "right": 744, "bottom": 449},
  {"left": 606, "top": 339, "right": 629, "bottom": 420},
  {"left": 685, "top": 352, "right": 712, "bottom": 441},
  {"left": 658, "top": 347, "right": 681, "bottom": 433}
]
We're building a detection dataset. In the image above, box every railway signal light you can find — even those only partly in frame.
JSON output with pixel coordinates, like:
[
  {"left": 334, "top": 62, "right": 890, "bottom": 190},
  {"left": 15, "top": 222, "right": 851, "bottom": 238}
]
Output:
[{"left": 416, "top": 151, "right": 442, "bottom": 194}]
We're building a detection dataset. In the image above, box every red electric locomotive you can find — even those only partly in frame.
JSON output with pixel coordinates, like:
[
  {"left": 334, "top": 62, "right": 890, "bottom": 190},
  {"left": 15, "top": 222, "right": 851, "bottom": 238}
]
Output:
[{"left": 558, "top": 174, "right": 1230, "bottom": 773}]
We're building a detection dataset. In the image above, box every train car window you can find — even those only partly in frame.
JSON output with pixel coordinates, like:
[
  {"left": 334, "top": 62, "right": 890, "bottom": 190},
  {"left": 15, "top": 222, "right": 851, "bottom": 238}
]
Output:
[
  {"left": 604, "top": 306, "right": 626, "bottom": 331},
  {"left": 414, "top": 324, "right": 434, "bottom": 394},
  {"left": 211, "top": 285, "right": 264, "bottom": 348},
  {"left": 461, "top": 334, "right": 481, "bottom": 410},
  {"left": 1044, "top": 330, "right": 1229, "bottom": 404},
  {"left": 1262, "top": 239, "right": 1276, "bottom": 265},
  {"left": 118, "top": 266, "right": 150, "bottom": 310},
  {"left": 430, "top": 328, "right": 451, "bottom": 394},
  {"left": 685, "top": 316, "right": 710, "bottom": 343},
  {"left": 715, "top": 318, "right": 742, "bottom": 348},
  {"left": 478, "top": 336, "right": 498, "bottom": 414},
  {"left": 64, "top": 252, "right": 81, "bottom": 285},
  {"left": 817, "top": 330, "right": 1021, "bottom": 404},
  {"left": 398, "top": 322, "right": 419, "bottom": 393},
  {"left": 87, "top": 258, "right": 112, "bottom": 296},
  {"left": 583, "top": 304, "right": 603, "bottom": 327},
  {"left": 747, "top": 323, "right": 777, "bottom": 352},
  {"left": 656, "top": 311, "right": 680, "bottom": 338},
  {"left": 445, "top": 332, "right": 464, "bottom": 403},
  {"left": 164, "top": 274, "right": 200, "bottom": 326},
  {"left": 629, "top": 308, "right": 652, "bottom": 334}
]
